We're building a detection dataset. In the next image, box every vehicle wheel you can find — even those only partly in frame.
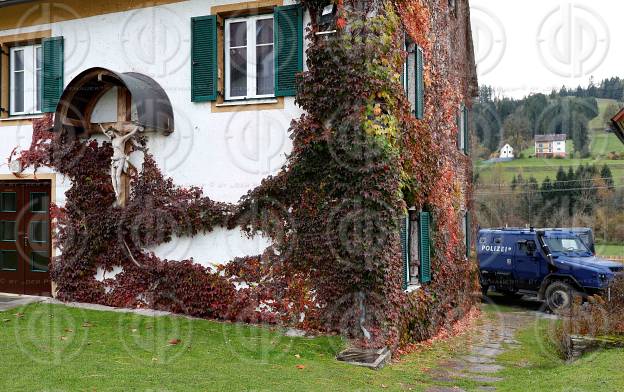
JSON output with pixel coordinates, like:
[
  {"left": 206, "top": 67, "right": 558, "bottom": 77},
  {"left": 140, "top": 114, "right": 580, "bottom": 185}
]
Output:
[{"left": 545, "top": 281, "right": 579, "bottom": 313}]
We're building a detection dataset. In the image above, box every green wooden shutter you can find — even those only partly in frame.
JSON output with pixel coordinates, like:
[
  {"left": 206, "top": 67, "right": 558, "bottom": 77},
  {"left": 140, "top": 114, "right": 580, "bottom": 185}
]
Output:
[
  {"left": 274, "top": 4, "right": 303, "bottom": 97},
  {"left": 41, "top": 36, "right": 64, "bottom": 113},
  {"left": 415, "top": 46, "right": 424, "bottom": 120},
  {"left": 463, "top": 105, "right": 469, "bottom": 154},
  {"left": 400, "top": 213, "right": 409, "bottom": 290},
  {"left": 419, "top": 211, "right": 431, "bottom": 283},
  {"left": 191, "top": 15, "right": 218, "bottom": 102}
]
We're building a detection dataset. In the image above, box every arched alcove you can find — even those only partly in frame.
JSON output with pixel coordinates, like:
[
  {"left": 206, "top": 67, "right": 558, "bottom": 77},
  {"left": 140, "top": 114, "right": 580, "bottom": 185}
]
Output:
[{"left": 52, "top": 67, "right": 174, "bottom": 136}]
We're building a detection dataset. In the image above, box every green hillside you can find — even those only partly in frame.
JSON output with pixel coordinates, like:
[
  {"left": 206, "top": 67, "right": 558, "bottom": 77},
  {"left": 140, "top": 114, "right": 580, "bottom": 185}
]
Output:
[{"left": 476, "top": 98, "right": 624, "bottom": 186}]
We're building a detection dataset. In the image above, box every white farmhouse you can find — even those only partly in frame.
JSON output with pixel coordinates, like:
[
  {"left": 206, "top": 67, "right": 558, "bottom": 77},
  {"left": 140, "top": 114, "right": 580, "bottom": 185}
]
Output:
[
  {"left": 499, "top": 144, "right": 514, "bottom": 159},
  {"left": 535, "top": 134, "right": 567, "bottom": 158},
  {"left": 0, "top": 0, "right": 477, "bottom": 306}
]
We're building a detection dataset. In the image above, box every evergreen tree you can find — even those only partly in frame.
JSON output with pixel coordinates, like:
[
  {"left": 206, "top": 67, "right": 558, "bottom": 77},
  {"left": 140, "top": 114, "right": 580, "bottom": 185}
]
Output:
[{"left": 601, "top": 164, "right": 614, "bottom": 189}]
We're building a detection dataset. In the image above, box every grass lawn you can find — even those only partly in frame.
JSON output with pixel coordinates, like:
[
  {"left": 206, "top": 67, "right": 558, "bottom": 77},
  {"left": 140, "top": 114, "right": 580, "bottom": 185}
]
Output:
[
  {"left": 1, "top": 302, "right": 622, "bottom": 391},
  {"left": 0, "top": 302, "right": 475, "bottom": 392},
  {"left": 495, "top": 318, "right": 624, "bottom": 392},
  {"left": 475, "top": 158, "right": 624, "bottom": 186},
  {"left": 589, "top": 98, "right": 622, "bottom": 131},
  {"left": 595, "top": 243, "right": 624, "bottom": 258}
]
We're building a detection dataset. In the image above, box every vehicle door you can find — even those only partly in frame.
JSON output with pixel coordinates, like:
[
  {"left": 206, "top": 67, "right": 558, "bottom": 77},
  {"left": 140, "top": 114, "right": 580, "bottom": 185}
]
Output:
[{"left": 513, "top": 236, "right": 543, "bottom": 290}]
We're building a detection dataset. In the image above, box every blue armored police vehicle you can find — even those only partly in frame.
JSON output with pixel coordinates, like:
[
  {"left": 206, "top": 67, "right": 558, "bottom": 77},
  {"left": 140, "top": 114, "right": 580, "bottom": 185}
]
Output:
[{"left": 477, "top": 228, "right": 623, "bottom": 312}]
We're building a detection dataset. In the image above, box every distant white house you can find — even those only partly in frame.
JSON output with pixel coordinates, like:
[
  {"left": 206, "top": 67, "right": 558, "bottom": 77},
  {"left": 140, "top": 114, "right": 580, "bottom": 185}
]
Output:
[
  {"left": 499, "top": 144, "right": 514, "bottom": 159},
  {"left": 535, "top": 134, "right": 567, "bottom": 158}
]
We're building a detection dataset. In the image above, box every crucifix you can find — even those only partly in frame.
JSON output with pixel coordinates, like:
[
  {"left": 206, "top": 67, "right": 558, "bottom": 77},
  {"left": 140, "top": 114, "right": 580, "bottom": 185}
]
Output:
[{"left": 99, "top": 123, "right": 143, "bottom": 206}]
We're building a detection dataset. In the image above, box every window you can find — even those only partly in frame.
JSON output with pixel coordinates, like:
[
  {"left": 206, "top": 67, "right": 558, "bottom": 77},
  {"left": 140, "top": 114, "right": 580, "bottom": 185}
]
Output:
[
  {"left": 30, "top": 192, "right": 49, "bottom": 212},
  {"left": 401, "top": 210, "right": 432, "bottom": 290},
  {"left": 0, "top": 193, "right": 17, "bottom": 212},
  {"left": 10, "top": 44, "right": 42, "bottom": 115},
  {"left": 401, "top": 39, "right": 424, "bottom": 119},
  {"left": 191, "top": 6, "right": 302, "bottom": 104},
  {"left": 457, "top": 104, "right": 468, "bottom": 153},
  {"left": 463, "top": 212, "right": 471, "bottom": 257},
  {"left": 0, "top": 250, "right": 18, "bottom": 271},
  {"left": 225, "top": 14, "right": 275, "bottom": 100},
  {"left": 31, "top": 251, "right": 49, "bottom": 272},
  {"left": 449, "top": 0, "right": 457, "bottom": 13}
]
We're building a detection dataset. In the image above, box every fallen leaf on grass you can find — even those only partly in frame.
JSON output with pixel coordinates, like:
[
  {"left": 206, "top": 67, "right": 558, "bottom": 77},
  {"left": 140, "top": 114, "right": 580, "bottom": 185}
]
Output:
[
  {"left": 14, "top": 312, "right": 23, "bottom": 318},
  {"left": 380, "top": 384, "right": 388, "bottom": 389},
  {"left": 82, "top": 322, "right": 93, "bottom": 328},
  {"left": 296, "top": 365, "right": 305, "bottom": 370},
  {"left": 294, "top": 354, "right": 301, "bottom": 359},
  {"left": 3, "top": 319, "right": 10, "bottom": 323},
  {"left": 168, "top": 338, "right": 181, "bottom": 345},
  {"left": 64, "top": 328, "right": 73, "bottom": 333},
  {"left": 60, "top": 336, "right": 68, "bottom": 341}
]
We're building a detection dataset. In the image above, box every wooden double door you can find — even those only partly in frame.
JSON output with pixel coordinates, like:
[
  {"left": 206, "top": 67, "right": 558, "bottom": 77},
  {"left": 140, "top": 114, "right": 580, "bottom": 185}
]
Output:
[{"left": 0, "top": 181, "right": 51, "bottom": 296}]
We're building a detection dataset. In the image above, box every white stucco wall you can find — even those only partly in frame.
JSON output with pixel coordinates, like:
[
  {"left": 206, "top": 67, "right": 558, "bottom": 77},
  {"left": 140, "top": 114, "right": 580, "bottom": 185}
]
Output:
[{"left": 0, "top": 0, "right": 308, "bottom": 267}]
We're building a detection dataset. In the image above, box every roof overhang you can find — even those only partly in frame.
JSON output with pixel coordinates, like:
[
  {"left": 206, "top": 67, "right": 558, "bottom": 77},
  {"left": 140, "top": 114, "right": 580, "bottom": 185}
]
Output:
[
  {"left": 53, "top": 67, "right": 174, "bottom": 136},
  {"left": 0, "top": 0, "right": 35, "bottom": 7},
  {"left": 611, "top": 107, "right": 624, "bottom": 145}
]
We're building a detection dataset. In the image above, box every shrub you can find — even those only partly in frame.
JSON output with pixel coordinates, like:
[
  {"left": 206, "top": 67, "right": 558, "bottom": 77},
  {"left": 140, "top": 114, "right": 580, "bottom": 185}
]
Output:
[{"left": 555, "top": 276, "right": 624, "bottom": 358}]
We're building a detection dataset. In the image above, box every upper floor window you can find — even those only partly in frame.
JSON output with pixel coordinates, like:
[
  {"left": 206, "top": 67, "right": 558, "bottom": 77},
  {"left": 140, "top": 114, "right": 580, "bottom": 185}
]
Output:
[
  {"left": 225, "top": 14, "right": 275, "bottom": 100},
  {"left": 191, "top": 6, "right": 303, "bottom": 103},
  {"left": 457, "top": 104, "right": 468, "bottom": 154},
  {"left": 402, "top": 39, "right": 424, "bottom": 119},
  {"left": 449, "top": 0, "right": 457, "bottom": 15},
  {"left": 10, "top": 44, "right": 42, "bottom": 115}
]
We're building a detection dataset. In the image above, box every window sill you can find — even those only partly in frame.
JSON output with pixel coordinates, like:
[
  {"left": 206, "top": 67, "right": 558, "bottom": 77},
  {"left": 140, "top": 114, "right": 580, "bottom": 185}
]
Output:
[
  {"left": 405, "top": 284, "right": 421, "bottom": 293},
  {"left": 0, "top": 114, "right": 44, "bottom": 121},
  {"left": 216, "top": 98, "right": 278, "bottom": 107}
]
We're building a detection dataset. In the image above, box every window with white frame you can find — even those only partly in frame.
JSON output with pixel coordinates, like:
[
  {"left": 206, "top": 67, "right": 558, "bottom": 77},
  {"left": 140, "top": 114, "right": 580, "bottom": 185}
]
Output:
[
  {"left": 408, "top": 211, "right": 420, "bottom": 285},
  {"left": 459, "top": 105, "right": 466, "bottom": 151},
  {"left": 10, "top": 44, "right": 42, "bottom": 115},
  {"left": 225, "top": 14, "right": 275, "bottom": 100}
]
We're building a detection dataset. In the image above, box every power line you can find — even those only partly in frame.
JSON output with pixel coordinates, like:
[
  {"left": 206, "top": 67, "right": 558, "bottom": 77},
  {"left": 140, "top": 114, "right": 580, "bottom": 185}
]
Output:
[
  {"left": 475, "top": 184, "right": 624, "bottom": 196},
  {"left": 475, "top": 175, "right": 623, "bottom": 188}
]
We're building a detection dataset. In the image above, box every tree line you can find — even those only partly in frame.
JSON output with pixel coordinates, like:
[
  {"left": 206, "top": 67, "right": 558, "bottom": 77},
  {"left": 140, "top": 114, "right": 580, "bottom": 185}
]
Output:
[
  {"left": 476, "top": 164, "right": 624, "bottom": 244},
  {"left": 473, "top": 85, "right": 598, "bottom": 159},
  {"left": 555, "top": 76, "right": 624, "bottom": 101}
]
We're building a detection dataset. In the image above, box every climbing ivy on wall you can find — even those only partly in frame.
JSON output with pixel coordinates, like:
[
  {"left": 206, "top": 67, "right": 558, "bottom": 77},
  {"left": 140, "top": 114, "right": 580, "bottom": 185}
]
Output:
[{"left": 18, "top": 0, "right": 477, "bottom": 350}]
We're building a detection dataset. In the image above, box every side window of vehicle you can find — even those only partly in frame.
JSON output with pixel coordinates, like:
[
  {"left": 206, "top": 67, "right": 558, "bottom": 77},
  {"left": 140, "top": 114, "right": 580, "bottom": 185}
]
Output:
[
  {"left": 479, "top": 236, "right": 487, "bottom": 245},
  {"left": 494, "top": 237, "right": 502, "bottom": 245}
]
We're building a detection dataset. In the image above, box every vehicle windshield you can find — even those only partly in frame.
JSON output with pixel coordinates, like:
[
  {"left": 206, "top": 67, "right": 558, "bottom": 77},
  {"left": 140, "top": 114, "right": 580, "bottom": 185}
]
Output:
[{"left": 544, "top": 236, "right": 591, "bottom": 256}]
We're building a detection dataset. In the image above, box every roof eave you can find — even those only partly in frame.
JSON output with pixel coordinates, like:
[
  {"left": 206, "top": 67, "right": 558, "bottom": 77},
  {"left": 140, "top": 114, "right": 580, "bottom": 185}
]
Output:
[
  {"left": 611, "top": 107, "right": 624, "bottom": 145},
  {"left": 0, "top": 0, "right": 36, "bottom": 8}
]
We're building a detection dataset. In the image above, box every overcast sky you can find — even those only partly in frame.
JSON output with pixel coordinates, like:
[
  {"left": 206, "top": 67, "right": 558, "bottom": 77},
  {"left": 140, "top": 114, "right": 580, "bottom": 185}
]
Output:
[{"left": 470, "top": 0, "right": 620, "bottom": 99}]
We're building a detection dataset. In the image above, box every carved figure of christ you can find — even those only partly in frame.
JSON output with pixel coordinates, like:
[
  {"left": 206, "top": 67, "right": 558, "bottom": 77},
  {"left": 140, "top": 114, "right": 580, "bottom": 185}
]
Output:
[{"left": 99, "top": 124, "right": 142, "bottom": 205}]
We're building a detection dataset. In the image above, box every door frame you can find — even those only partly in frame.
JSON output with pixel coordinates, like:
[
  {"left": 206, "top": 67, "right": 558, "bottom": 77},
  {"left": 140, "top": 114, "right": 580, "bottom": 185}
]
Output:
[{"left": 0, "top": 173, "right": 56, "bottom": 296}]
